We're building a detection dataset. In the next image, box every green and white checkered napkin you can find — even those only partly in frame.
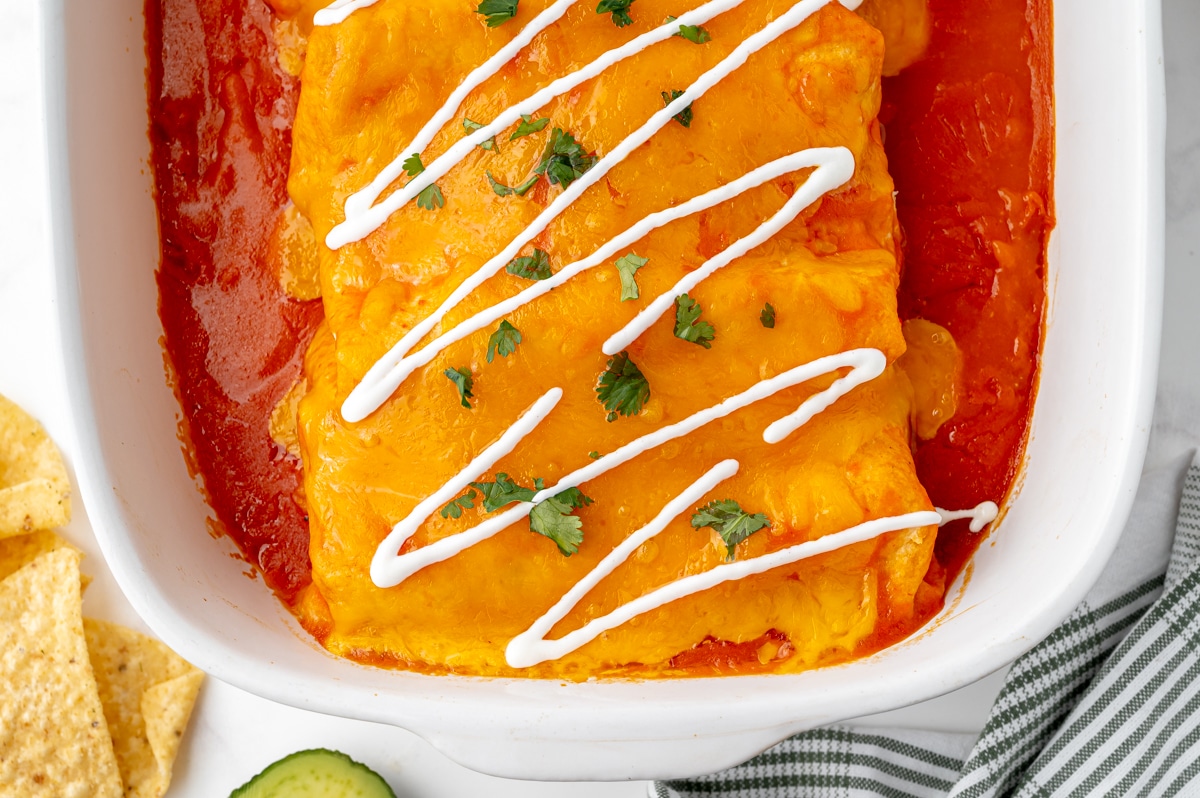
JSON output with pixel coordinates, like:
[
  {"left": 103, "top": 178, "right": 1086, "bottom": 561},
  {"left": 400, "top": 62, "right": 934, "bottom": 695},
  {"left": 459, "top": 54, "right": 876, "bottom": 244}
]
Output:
[{"left": 655, "top": 450, "right": 1200, "bottom": 798}]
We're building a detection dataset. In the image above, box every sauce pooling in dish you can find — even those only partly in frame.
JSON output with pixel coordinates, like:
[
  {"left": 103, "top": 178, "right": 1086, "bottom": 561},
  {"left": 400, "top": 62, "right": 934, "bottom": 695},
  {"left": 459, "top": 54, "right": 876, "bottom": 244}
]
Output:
[{"left": 147, "top": 0, "right": 1051, "bottom": 674}]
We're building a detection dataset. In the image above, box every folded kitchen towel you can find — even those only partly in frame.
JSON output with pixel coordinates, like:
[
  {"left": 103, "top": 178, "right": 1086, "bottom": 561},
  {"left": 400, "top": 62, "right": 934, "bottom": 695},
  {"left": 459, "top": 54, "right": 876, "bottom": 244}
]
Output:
[{"left": 654, "top": 447, "right": 1200, "bottom": 798}]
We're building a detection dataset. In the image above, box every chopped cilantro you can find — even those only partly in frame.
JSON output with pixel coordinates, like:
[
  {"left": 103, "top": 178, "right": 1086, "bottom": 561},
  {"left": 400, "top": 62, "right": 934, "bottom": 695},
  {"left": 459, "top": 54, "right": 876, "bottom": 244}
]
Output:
[
  {"left": 416, "top": 183, "right": 445, "bottom": 211},
  {"left": 673, "top": 294, "right": 715, "bottom": 348},
  {"left": 596, "top": 350, "right": 650, "bottom": 422},
  {"left": 486, "top": 320, "right": 522, "bottom": 363},
  {"left": 444, "top": 366, "right": 474, "bottom": 408},
  {"left": 534, "top": 128, "right": 597, "bottom": 190},
  {"left": 596, "top": 0, "right": 635, "bottom": 27},
  {"left": 476, "top": 0, "right": 519, "bottom": 26},
  {"left": 510, "top": 114, "right": 550, "bottom": 141},
  {"left": 486, "top": 171, "right": 540, "bottom": 197},
  {"left": 463, "top": 118, "right": 497, "bottom": 150},
  {"left": 661, "top": 89, "right": 693, "bottom": 128},
  {"left": 760, "top": 302, "right": 776, "bottom": 328},
  {"left": 614, "top": 253, "right": 648, "bottom": 301},
  {"left": 402, "top": 152, "right": 425, "bottom": 177},
  {"left": 529, "top": 487, "right": 594, "bottom": 555},
  {"left": 440, "top": 489, "right": 477, "bottom": 520},
  {"left": 469, "top": 473, "right": 544, "bottom": 512},
  {"left": 588, "top": 451, "right": 603, "bottom": 460},
  {"left": 667, "top": 16, "right": 711, "bottom": 43},
  {"left": 403, "top": 152, "right": 445, "bottom": 210},
  {"left": 506, "top": 248, "right": 553, "bottom": 280},
  {"left": 690, "top": 499, "right": 770, "bottom": 560}
]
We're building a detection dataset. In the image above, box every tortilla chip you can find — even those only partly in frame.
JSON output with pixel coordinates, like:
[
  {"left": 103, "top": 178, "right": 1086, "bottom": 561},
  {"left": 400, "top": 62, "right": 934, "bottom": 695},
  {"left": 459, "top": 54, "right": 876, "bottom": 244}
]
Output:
[
  {"left": 0, "top": 393, "right": 71, "bottom": 538},
  {"left": 0, "top": 549, "right": 122, "bottom": 797},
  {"left": 84, "top": 619, "right": 204, "bottom": 798},
  {"left": 0, "top": 528, "right": 77, "bottom": 579}
]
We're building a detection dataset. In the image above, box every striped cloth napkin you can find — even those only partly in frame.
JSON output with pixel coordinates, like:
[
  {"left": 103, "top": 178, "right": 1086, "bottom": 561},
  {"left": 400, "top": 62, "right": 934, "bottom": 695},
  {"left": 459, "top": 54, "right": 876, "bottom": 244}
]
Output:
[{"left": 655, "top": 449, "right": 1200, "bottom": 798}]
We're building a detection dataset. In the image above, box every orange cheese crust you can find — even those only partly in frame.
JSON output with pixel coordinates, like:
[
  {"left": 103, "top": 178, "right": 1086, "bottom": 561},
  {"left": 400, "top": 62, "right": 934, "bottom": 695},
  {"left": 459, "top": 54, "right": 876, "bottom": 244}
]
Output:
[{"left": 287, "top": 0, "right": 937, "bottom": 678}]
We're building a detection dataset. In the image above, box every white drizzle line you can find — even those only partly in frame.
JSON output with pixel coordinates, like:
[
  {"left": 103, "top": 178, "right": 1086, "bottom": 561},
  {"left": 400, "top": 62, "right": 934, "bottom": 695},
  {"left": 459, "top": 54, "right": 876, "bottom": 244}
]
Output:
[
  {"left": 507, "top": 458, "right": 741, "bottom": 667},
  {"left": 602, "top": 147, "right": 854, "bottom": 356},
  {"left": 313, "top": 0, "right": 379, "bottom": 26},
  {"left": 341, "top": 147, "right": 853, "bottom": 423},
  {"left": 342, "top": 0, "right": 582, "bottom": 218},
  {"left": 507, "top": 507, "right": 940, "bottom": 668},
  {"left": 370, "top": 348, "right": 887, "bottom": 588},
  {"left": 936, "top": 501, "right": 999, "bottom": 533},
  {"left": 369, "top": 388, "right": 562, "bottom": 587},
  {"left": 325, "top": 0, "right": 759, "bottom": 249}
]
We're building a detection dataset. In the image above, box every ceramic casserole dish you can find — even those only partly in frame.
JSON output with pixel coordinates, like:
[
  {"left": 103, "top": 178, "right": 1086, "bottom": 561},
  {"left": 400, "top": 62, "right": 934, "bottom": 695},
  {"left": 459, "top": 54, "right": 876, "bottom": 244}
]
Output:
[{"left": 43, "top": 0, "right": 1164, "bottom": 781}]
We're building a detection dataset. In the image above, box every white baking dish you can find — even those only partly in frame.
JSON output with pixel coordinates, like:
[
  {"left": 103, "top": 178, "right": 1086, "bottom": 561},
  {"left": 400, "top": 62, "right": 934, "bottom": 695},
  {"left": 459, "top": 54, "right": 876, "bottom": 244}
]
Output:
[{"left": 43, "top": 0, "right": 1164, "bottom": 781}]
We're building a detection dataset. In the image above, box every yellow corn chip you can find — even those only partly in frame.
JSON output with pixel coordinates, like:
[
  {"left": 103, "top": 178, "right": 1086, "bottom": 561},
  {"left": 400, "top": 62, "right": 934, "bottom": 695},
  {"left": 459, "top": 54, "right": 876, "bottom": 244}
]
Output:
[
  {"left": 0, "top": 393, "right": 71, "bottom": 538},
  {"left": 0, "top": 528, "right": 80, "bottom": 582},
  {"left": 0, "top": 549, "right": 122, "bottom": 797},
  {"left": 84, "top": 619, "right": 205, "bottom": 798}
]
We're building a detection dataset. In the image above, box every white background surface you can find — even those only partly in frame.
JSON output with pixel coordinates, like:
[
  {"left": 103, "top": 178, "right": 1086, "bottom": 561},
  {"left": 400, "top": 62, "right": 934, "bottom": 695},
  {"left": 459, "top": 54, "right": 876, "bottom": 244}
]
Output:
[{"left": 2, "top": 1, "right": 1198, "bottom": 795}]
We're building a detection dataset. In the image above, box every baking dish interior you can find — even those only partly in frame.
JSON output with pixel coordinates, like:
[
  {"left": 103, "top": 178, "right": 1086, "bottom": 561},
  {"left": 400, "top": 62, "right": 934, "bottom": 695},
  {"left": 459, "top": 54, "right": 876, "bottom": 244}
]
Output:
[{"left": 44, "top": 0, "right": 1163, "bottom": 781}]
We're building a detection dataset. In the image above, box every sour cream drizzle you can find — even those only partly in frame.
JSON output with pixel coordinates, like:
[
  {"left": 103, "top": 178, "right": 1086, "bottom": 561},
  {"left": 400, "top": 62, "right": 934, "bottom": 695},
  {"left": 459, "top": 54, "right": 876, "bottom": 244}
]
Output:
[
  {"left": 371, "top": 348, "right": 887, "bottom": 588},
  {"left": 341, "top": 147, "right": 853, "bottom": 423},
  {"left": 313, "top": 0, "right": 380, "bottom": 27},
  {"left": 936, "top": 501, "right": 999, "bottom": 533}
]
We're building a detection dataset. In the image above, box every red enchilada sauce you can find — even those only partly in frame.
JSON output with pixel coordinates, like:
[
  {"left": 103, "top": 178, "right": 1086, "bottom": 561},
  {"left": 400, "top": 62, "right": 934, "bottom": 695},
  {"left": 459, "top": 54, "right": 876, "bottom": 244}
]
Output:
[{"left": 147, "top": 0, "right": 1051, "bottom": 660}]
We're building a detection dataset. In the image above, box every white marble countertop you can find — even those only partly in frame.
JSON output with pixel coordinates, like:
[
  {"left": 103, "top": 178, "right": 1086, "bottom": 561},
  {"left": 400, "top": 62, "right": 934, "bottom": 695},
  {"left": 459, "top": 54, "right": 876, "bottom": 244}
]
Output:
[{"left": 2, "top": 1, "right": 1197, "bottom": 795}]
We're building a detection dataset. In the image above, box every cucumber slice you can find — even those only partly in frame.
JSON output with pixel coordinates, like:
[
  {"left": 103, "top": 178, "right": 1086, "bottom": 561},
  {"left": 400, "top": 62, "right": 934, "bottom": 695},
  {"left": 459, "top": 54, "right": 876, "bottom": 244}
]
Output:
[{"left": 230, "top": 749, "right": 396, "bottom": 798}]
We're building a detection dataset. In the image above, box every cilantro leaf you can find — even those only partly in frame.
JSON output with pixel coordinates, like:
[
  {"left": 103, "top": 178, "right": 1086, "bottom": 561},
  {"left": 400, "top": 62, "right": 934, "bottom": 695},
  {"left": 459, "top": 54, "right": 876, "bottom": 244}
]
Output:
[
  {"left": 596, "top": 350, "right": 650, "bottom": 422},
  {"left": 440, "top": 488, "right": 477, "bottom": 519},
  {"left": 510, "top": 114, "right": 550, "bottom": 141},
  {"left": 673, "top": 294, "right": 715, "bottom": 348},
  {"left": 690, "top": 499, "right": 770, "bottom": 560},
  {"left": 470, "top": 472, "right": 543, "bottom": 512},
  {"left": 486, "top": 320, "right": 522, "bottom": 363},
  {"left": 486, "top": 171, "right": 540, "bottom": 197},
  {"left": 614, "top": 253, "right": 648, "bottom": 301},
  {"left": 529, "top": 487, "right": 594, "bottom": 555},
  {"left": 402, "top": 152, "right": 425, "bottom": 177},
  {"left": 463, "top": 118, "right": 497, "bottom": 150},
  {"left": 534, "top": 128, "right": 597, "bottom": 190},
  {"left": 588, "top": 451, "right": 602, "bottom": 460},
  {"left": 596, "top": 0, "right": 635, "bottom": 27},
  {"left": 760, "top": 302, "right": 776, "bottom": 328},
  {"left": 444, "top": 366, "right": 474, "bottom": 408},
  {"left": 416, "top": 183, "right": 445, "bottom": 211},
  {"left": 506, "top": 248, "right": 553, "bottom": 280},
  {"left": 476, "top": 0, "right": 519, "bottom": 26},
  {"left": 661, "top": 89, "right": 693, "bottom": 128},
  {"left": 666, "top": 16, "right": 711, "bottom": 43}
]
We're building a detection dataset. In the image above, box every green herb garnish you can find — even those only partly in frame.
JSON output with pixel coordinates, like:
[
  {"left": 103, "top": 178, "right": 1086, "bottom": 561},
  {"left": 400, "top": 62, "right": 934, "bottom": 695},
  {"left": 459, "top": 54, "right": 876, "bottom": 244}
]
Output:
[
  {"left": 487, "top": 171, "right": 540, "bottom": 197},
  {"left": 760, "top": 302, "right": 776, "bottom": 328},
  {"left": 510, "top": 114, "right": 550, "bottom": 141},
  {"left": 469, "top": 473, "right": 544, "bottom": 512},
  {"left": 440, "top": 489, "right": 478, "bottom": 519},
  {"left": 530, "top": 487, "right": 594, "bottom": 555},
  {"left": 403, "top": 153, "right": 446, "bottom": 210},
  {"left": 486, "top": 320, "right": 523, "bottom": 363},
  {"left": 614, "top": 253, "right": 648, "bottom": 301},
  {"left": 476, "top": 0, "right": 519, "bottom": 27},
  {"left": 444, "top": 366, "right": 474, "bottom": 408},
  {"left": 506, "top": 248, "right": 553, "bottom": 280},
  {"left": 596, "top": 351, "right": 650, "bottom": 422},
  {"left": 691, "top": 499, "right": 770, "bottom": 560},
  {"left": 588, "top": 451, "right": 603, "bottom": 460},
  {"left": 597, "top": 0, "right": 635, "bottom": 26},
  {"left": 674, "top": 294, "right": 715, "bottom": 348},
  {"left": 463, "top": 118, "right": 497, "bottom": 150},
  {"left": 534, "top": 128, "right": 597, "bottom": 190},
  {"left": 661, "top": 89, "right": 693, "bottom": 128},
  {"left": 667, "top": 16, "right": 711, "bottom": 43}
]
